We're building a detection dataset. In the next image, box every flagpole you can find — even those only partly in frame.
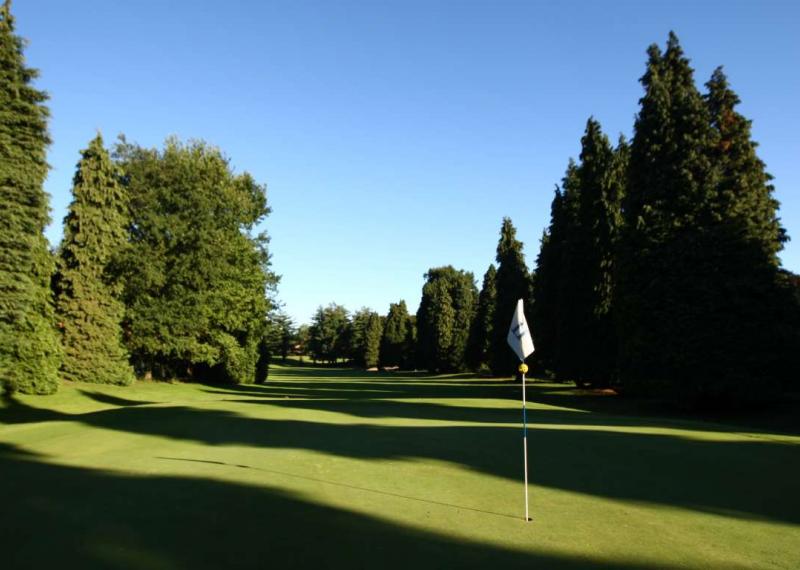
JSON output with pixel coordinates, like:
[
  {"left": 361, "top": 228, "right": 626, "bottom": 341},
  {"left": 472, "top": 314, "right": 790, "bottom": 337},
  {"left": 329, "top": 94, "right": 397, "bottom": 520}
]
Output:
[
  {"left": 520, "top": 362, "right": 530, "bottom": 522},
  {"left": 507, "top": 298, "right": 534, "bottom": 523}
]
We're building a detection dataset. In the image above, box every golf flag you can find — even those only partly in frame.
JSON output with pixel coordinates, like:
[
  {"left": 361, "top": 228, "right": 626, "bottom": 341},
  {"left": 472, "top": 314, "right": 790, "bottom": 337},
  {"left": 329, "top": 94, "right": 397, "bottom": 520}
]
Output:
[{"left": 507, "top": 299, "right": 534, "bottom": 362}]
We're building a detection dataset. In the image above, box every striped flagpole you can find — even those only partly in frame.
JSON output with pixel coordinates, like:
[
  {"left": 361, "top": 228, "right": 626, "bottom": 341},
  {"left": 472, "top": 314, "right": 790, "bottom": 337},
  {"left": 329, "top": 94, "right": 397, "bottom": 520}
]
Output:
[{"left": 520, "top": 362, "right": 530, "bottom": 522}]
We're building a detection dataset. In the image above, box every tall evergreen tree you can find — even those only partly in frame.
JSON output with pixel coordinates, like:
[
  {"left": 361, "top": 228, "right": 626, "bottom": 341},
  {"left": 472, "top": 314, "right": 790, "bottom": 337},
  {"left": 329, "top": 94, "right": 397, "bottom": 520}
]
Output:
[
  {"left": 0, "top": 2, "right": 61, "bottom": 394},
  {"left": 416, "top": 266, "right": 477, "bottom": 372},
  {"left": 381, "top": 300, "right": 411, "bottom": 368},
  {"left": 565, "top": 119, "right": 626, "bottom": 386},
  {"left": 55, "top": 135, "right": 134, "bottom": 385},
  {"left": 466, "top": 264, "right": 496, "bottom": 370},
  {"left": 489, "top": 218, "right": 531, "bottom": 376},
  {"left": 349, "top": 307, "right": 383, "bottom": 368},
  {"left": 363, "top": 311, "right": 383, "bottom": 369},
  {"left": 617, "top": 33, "right": 787, "bottom": 405}
]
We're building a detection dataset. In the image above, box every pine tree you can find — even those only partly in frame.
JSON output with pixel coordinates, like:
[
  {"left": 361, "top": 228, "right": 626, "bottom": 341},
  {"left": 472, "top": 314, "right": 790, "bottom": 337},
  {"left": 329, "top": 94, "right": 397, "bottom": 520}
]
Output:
[
  {"left": 381, "top": 300, "right": 411, "bottom": 368},
  {"left": 55, "top": 135, "right": 134, "bottom": 385},
  {"left": 466, "top": 265, "right": 496, "bottom": 370},
  {"left": 0, "top": 2, "right": 61, "bottom": 394},
  {"left": 489, "top": 218, "right": 530, "bottom": 376}
]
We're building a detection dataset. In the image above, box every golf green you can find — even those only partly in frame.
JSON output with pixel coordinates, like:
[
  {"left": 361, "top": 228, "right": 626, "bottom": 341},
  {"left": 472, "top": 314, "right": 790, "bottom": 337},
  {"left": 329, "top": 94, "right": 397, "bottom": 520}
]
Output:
[{"left": 1, "top": 362, "right": 798, "bottom": 569}]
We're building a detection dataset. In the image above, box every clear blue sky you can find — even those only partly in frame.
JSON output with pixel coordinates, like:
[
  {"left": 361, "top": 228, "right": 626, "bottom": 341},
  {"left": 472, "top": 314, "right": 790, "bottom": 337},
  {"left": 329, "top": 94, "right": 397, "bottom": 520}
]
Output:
[{"left": 16, "top": 0, "right": 800, "bottom": 324}]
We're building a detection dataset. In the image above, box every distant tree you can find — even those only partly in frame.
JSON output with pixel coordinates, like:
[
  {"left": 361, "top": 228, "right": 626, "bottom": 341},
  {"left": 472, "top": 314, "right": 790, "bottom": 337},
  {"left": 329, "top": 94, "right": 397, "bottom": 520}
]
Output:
[
  {"left": 416, "top": 266, "right": 477, "bottom": 372},
  {"left": 381, "top": 301, "right": 412, "bottom": 368},
  {"left": 363, "top": 311, "right": 383, "bottom": 369},
  {"left": 308, "top": 303, "right": 349, "bottom": 364},
  {"left": 349, "top": 308, "right": 382, "bottom": 367},
  {"left": 114, "top": 138, "right": 276, "bottom": 384},
  {"left": 466, "top": 265, "right": 496, "bottom": 371},
  {"left": 0, "top": 2, "right": 62, "bottom": 394},
  {"left": 54, "top": 135, "right": 134, "bottom": 385},
  {"left": 489, "top": 218, "right": 531, "bottom": 377},
  {"left": 263, "top": 309, "right": 295, "bottom": 362}
]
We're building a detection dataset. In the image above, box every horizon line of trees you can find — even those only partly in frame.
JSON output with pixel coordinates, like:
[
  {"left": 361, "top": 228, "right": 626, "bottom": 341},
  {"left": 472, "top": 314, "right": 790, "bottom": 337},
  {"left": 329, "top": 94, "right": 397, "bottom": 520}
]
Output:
[
  {"left": 306, "top": 33, "right": 800, "bottom": 410},
  {"left": 3, "top": 1, "right": 799, "bottom": 410}
]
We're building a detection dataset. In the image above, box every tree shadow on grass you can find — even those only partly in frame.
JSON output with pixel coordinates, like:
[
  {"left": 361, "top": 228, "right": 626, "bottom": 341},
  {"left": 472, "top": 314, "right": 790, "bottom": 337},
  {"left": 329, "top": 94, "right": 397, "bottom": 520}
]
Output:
[
  {"left": 0, "top": 442, "right": 666, "bottom": 570},
  {"left": 2, "top": 398, "right": 799, "bottom": 526}
]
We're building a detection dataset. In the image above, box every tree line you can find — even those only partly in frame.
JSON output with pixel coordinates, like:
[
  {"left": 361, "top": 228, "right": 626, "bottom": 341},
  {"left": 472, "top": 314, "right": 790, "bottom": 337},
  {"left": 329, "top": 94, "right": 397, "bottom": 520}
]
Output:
[
  {"left": 306, "top": 33, "right": 800, "bottom": 409},
  {"left": 2, "top": 1, "right": 798, "bottom": 409},
  {"left": 0, "top": 3, "right": 277, "bottom": 394}
]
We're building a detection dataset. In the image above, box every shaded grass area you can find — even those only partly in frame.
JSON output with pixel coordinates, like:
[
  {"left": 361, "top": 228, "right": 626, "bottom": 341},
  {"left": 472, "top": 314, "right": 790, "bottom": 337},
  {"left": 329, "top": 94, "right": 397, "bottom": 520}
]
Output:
[{"left": 2, "top": 362, "right": 799, "bottom": 569}]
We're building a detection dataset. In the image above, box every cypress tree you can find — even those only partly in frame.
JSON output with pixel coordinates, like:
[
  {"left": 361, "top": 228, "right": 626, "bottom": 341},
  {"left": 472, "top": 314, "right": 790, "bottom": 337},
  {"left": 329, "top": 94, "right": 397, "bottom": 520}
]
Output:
[
  {"left": 55, "top": 135, "right": 134, "bottom": 385},
  {"left": 568, "top": 119, "right": 626, "bottom": 386},
  {"left": 551, "top": 162, "right": 582, "bottom": 381},
  {"left": 380, "top": 300, "right": 411, "bottom": 368},
  {"left": 363, "top": 311, "right": 383, "bottom": 369},
  {"left": 616, "top": 33, "right": 788, "bottom": 405},
  {"left": 0, "top": 1, "right": 61, "bottom": 394},
  {"left": 466, "top": 264, "right": 496, "bottom": 370},
  {"left": 489, "top": 218, "right": 530, "bottom": 377}
]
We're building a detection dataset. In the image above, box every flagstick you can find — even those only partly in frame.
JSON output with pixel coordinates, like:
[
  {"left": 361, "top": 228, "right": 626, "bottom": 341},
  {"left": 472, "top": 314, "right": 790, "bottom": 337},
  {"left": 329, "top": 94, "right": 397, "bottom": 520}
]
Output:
[{"left": 520, "top": 362, "right": 530, "bottom": 522}]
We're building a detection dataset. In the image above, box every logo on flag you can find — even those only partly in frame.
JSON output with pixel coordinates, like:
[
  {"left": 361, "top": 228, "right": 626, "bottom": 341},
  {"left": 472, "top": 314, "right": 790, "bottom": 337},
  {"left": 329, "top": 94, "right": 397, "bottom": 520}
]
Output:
[{"left": 507, "top": 299, "right": 534, "bottom": 362}]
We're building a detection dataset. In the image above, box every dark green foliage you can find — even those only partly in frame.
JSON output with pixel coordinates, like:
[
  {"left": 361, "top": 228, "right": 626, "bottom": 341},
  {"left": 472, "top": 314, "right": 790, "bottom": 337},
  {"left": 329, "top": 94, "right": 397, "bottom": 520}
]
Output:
[
  {"left": 114, "top": 138, "right": 275, "bottom": 384},
  {"left": 308, "top": 304, "right": 350, "bottom": 364},
  {"left": 349, "top": 308, "right": 383, "bottom": 368},
  {"left": 617, "top": 33, "right": 788, "bottom": 406},
  {"left": 0, "top": 2, "right": 61, "bottom": 394},
  {"left": 55, "top": 135, "right": 134, "bottom": 385},
  {"left": 466, "top": 265, "right": 496, "bottom": 371},
  {"left": 363, "top": 312, "right": 383, "bottom": 369},
  {"left": 416, "top": 266, "right": 477, "bottom": 372},
  {"left": 557, "top": 120, "right": 626, "bottom": 386},
  {"left": 380, "top": 300, "right": 412, "bottom": 368},
  {"left": 489, "top": 218, "right": 531, "bottom": 376}
]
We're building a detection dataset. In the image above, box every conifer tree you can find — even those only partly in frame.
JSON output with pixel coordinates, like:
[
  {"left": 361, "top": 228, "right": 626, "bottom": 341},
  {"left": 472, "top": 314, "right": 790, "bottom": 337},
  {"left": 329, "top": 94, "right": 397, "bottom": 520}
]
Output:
[
  {"left": 532, "top": 189, "right": 566, "bottom": 374},
  {"left": 489, "top": 218, "right": 530, "bottom": 376},
  {"left": 616, "top": 33, "right": 789, "bottom": 405},
  {"left": 617, "top": 33, "right": 716, "bottom": 399},
  {"left": 380, "top": 300, "right": 411, "bottom": 368},
  {"left": 0, "top": 2, "right": 61, "bottom": 394},
  {"left": 416, "top": 267, "right": 477, "bottom": 372},
  {"left": 55, "top": 135, "right": 134, "bottom": 385},
  {"left": 363, "top": 311, "right": 383, "bottom": 369},
  {"left": 466, "top": 265, "right": 496, "bottom": 370},
  {"left": 567, "top": 119, "right": 626, "bottom": 386},
  {"left": 550, "top": 162, "right": 582, "bottom": 381}
]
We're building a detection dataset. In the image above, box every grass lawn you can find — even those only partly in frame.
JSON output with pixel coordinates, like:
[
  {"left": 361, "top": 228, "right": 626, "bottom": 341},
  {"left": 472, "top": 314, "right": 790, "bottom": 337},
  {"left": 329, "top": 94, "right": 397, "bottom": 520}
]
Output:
[{"left": 2, "top": 362, "right": 799, "bottom": 569}]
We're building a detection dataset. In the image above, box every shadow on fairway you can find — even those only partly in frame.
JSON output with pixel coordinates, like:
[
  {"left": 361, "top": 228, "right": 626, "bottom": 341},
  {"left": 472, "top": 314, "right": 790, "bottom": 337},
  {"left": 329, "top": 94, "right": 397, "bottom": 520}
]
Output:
[
  {"left": 0, "top": 442, "right": 666, "bottom": 570},
  {"left": 2, "top": 395, "right": 799, "bottom": 526}
]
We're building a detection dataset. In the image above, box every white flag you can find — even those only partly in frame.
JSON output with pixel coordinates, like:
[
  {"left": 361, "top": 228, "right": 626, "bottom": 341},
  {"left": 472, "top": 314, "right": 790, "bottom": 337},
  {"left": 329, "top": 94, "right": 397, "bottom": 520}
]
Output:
[{"left": 507, "top": 299, "right": 534, "bottom": 362}]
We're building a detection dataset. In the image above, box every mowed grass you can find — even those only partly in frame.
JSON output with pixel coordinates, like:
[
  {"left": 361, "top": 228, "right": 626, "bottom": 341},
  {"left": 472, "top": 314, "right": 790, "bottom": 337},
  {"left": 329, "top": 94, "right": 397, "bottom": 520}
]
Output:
[{"left": 1, "top": 362, "right": 799, "bottom": 569}]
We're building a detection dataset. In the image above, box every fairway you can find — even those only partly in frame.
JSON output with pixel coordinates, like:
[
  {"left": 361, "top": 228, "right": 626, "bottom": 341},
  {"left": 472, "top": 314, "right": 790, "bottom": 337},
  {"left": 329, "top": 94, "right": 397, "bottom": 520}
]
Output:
[{"left": 2, "top": 363, "right": 799, "bottom": 569}]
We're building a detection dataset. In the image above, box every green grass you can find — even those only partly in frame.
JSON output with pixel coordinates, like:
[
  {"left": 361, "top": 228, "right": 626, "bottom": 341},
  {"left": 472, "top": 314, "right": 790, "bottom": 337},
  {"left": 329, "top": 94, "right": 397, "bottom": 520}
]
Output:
[{"left": 2, "top": 362, "right": 799, "bottom": 569}]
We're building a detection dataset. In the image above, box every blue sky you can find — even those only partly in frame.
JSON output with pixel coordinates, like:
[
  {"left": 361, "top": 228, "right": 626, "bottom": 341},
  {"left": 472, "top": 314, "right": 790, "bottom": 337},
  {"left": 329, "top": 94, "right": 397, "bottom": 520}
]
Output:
[{"left": 16, "top": 0, "right": 800, "bottom": 324}]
